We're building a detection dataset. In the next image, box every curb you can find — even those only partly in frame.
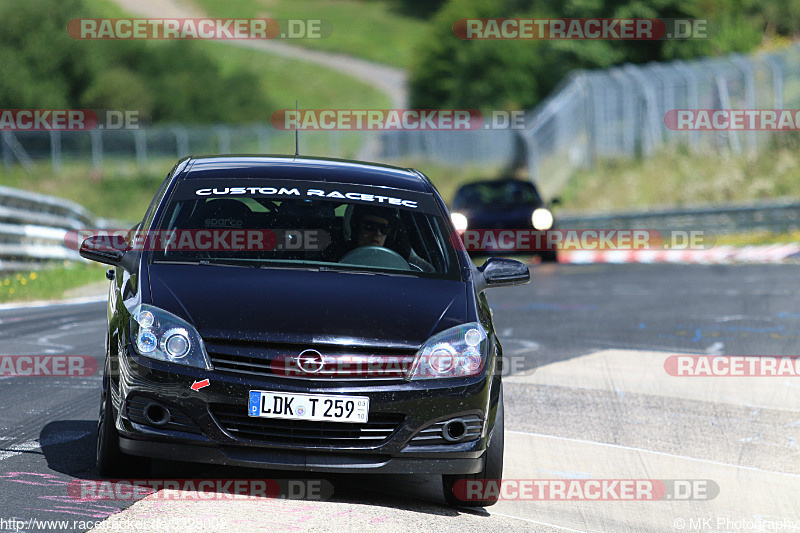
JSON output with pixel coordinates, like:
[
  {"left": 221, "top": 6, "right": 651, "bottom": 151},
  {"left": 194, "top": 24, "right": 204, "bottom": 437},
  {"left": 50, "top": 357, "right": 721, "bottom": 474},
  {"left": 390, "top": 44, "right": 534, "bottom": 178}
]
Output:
[{"left": 555, "top": 244, "right": 800, "bottom": 264}]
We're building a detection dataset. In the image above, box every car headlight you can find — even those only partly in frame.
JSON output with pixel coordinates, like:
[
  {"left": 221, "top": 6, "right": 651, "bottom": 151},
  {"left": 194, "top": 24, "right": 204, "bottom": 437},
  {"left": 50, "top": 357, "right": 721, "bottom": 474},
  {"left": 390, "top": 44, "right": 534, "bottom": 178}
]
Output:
[
  {"left": 451, "top": 212, "right": 469, "bottom": 232},
  {"left": 407, "top": 323, "right": 487, "bottom": 380},
  {"left": 532, "top": 208, "right": 553, "bottom": 230},
  {"left": 129, "top": 304, "right": 212, "bottom": 370}
]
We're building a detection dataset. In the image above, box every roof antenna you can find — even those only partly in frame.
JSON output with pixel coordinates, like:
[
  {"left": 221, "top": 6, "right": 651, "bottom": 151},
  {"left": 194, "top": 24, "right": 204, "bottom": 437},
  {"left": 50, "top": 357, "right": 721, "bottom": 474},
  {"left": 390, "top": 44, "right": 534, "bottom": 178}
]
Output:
[{"left": 294, "top": 100, "right": 300, "bottom": 158}]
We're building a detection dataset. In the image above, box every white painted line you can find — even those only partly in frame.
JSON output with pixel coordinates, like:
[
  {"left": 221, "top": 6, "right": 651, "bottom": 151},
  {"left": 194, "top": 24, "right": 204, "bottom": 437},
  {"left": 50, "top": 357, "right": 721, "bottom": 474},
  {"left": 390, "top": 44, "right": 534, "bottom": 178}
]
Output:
[
  {"left": 0, "top": 294, "right": 106, "bottom": 311},
  {"left": 506, "top": 349, "right": 800, "bottom": 411},
  {"left": 0, "top": 440, "right": 40, "bottom": 461},
  {"left": 0, "top": 430, "right": 92, "bottom": 462},
  {"left": 507, "top": 430, "right": 800, "bottom": 479},
  {"left": 489, "top": 512, "right": 594, "bottom": 532}
]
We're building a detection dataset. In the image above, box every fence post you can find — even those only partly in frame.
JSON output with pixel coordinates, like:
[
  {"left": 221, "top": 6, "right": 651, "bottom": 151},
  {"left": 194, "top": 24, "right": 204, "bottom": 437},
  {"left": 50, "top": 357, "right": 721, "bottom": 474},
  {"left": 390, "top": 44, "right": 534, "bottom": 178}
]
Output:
[
  {"left": 175, "top": 127, "right": 189, "bottom": 158},
  {"left": 50, "top": 131, "right": 62, "bottom": 173},
  {"left": 135, "top": 129, "right": 147, "bottom": 168},
  {"left": 90, "top": 129, "right": 103, "bottom": 169}
]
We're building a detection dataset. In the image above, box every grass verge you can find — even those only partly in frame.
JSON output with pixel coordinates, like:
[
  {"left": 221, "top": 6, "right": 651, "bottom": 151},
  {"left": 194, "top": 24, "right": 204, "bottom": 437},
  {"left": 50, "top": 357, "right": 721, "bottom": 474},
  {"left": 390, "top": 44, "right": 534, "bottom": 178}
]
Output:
[
  {"left": 89, "top": 0, "right": 391, "bottom": 113},
  {"left": 192, "top": 0, "right": 429, "bottom": 68},
  {"left": 0, "top": 261, "right": 108, "bottom": 304},
  {"left": 558, "top": 142, "right": 800, "bottom": 212},
  {"left": 0, "top": 161, "right": 169, "bottom": 225}
]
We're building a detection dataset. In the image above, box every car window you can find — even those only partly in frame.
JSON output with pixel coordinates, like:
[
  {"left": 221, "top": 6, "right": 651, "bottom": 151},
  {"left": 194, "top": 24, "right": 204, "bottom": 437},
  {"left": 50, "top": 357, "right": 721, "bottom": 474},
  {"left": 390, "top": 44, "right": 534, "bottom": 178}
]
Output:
[
  {"left": 454, "top": 181, "right": 542, "bottom": 209},
  {"left": 148, "top": 179, "right": 462, "bottom": 280}
]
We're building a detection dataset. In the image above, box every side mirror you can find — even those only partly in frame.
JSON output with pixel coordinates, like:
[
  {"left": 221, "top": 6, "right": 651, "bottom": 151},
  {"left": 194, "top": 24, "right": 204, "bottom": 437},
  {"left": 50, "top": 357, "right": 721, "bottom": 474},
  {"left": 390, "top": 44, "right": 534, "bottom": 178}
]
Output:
[
  {"left": 79, "top": 235, "right": 140, "bottom": 273},
  {"left": 549, "top": 197, "right": 561, "bottom": 206},
  {"left": 477, "top": 257, "right": 530, "bottom": 290}
]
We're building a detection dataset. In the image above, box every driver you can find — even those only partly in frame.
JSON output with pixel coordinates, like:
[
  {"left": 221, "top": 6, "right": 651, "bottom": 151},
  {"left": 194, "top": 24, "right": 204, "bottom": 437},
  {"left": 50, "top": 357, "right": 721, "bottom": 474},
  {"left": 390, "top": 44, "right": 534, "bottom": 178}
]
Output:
[
  {"left": 337, "top": 205, "right": 435, "bottom": 273},
  {"left": 352, "top": 206, "right": 398, "bottom": 248}
]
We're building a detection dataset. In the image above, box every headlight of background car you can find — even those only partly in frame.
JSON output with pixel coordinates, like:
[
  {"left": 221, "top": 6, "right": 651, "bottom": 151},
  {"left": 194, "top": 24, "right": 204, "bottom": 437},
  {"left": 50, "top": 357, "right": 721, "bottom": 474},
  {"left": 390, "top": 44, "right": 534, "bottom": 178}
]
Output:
[
  {"left": 532, "top": 208, "right": 553, "bottom": 230},
  {"left": 451, "top": 212, "right": 469, "bottom": 232},
  {"left": 407, "top": 323, "right": 487, "bottom": 380},
  {"left": 129, "top": 304, "right": 212, "bottom": 370}
]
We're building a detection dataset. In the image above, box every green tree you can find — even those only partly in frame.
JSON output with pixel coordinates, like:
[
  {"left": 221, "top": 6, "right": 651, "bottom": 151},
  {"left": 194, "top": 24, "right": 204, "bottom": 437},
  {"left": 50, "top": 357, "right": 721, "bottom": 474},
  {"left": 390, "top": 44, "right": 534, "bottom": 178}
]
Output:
[{"left": 410, "top": 0, "right": 767, "bottom": 110}]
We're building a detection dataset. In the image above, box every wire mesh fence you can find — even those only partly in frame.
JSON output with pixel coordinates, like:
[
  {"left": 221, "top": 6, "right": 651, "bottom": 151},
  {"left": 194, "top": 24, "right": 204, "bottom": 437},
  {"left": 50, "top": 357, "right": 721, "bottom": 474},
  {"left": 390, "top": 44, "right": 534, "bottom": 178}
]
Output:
[
  {"left": 376, "top": 44, "right": 800, "bottom": 198},
  {"left": 1, "top": 125, "right": 370, "bottom": 173},
  {"left": 3, "top": 45, "right": 799, "bottom": 192}
]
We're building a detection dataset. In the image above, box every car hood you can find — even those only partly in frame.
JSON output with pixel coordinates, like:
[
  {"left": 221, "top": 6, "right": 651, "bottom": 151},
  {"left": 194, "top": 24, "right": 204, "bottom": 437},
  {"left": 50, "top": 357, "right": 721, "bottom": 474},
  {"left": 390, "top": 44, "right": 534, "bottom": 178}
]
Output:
[{"left": 146, "top": 263, "right": 468, "bottom": 348}]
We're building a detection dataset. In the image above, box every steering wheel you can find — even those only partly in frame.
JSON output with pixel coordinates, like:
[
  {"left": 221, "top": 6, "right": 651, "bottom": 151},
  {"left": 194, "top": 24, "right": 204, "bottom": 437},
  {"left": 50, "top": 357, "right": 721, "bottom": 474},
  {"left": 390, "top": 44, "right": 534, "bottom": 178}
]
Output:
[{"left": 339, "top": 246, "right": 411, "bottom": 270}]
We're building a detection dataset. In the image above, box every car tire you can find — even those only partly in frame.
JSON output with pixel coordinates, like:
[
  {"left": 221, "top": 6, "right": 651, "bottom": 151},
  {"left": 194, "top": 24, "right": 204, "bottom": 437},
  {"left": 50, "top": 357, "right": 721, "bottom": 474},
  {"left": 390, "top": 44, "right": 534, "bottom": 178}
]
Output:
[
  {"left": 96, "top": 373, "right": 150, "bottom": 477},
  {"left": 442, "top": 385, "right": 504, "bottom": 507}
]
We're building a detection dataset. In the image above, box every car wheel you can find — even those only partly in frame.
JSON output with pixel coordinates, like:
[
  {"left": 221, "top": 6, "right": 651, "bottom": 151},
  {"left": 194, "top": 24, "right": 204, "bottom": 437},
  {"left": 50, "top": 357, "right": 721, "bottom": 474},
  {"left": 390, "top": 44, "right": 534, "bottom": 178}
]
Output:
[
  {"left": 96, "top": 373, "right": 150, "bottom": 477},
  {"left": 442, "top": 385, "right": 504, "bottom": 507}
]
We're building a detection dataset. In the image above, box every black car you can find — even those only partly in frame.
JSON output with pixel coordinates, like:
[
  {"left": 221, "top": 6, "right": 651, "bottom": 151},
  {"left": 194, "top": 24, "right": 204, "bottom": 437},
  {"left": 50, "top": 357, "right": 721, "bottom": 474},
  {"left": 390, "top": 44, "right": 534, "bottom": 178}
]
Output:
[
  {"left": 450, "top": 179, "right": 558, "bottom": 261},
  {"left": 80, "top": 155, "right": 530, "bottom": 507}
]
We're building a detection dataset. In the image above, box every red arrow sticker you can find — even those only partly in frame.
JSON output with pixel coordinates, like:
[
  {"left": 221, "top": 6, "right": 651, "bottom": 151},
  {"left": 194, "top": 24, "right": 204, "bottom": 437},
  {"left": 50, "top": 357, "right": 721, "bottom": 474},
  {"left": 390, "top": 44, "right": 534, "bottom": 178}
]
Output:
[{"left": 191, "top": 379, "right": 210, "bottom": 391}]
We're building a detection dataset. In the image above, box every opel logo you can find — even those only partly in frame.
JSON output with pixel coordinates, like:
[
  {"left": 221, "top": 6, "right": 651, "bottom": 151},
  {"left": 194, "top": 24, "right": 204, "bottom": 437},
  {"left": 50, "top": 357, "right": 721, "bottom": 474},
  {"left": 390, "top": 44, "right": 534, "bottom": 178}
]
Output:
[{"left": 295, "top": 349, "right": 325, "bottom": 374}]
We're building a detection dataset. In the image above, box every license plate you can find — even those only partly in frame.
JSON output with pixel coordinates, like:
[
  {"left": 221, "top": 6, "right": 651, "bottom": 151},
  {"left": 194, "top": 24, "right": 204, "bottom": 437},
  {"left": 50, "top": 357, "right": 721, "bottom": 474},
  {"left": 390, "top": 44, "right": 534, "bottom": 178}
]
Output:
[{"left": 248, "top": 390, "right": 369, "bottom": 423}]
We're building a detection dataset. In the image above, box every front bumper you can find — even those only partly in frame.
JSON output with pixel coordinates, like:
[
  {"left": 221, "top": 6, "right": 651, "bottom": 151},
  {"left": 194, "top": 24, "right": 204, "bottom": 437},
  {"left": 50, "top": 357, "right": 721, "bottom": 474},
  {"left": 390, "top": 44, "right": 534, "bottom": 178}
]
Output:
[{"left": 112, "top": 343, "right": 500, "bottom": 474}]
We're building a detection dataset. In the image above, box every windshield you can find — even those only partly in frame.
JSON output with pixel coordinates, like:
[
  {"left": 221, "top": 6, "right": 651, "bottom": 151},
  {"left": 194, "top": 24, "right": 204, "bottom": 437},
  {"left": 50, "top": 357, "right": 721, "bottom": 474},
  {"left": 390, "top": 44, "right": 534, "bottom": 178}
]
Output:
[
  {"left": 148, "top": 179, "right": 462, "bottom": 280},
  {"left": 453, "top": 181, "right": 542, "bottom": 209}
]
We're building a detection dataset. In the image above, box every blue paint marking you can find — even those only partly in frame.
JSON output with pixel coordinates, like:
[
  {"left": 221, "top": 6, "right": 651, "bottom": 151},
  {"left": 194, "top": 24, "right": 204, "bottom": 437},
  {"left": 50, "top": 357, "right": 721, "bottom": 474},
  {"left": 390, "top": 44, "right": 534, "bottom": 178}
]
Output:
[
  {"left": 638, "top": 322, "right": 646, "bottom": 330},
  {"left": 249, "top": 391, "right": 260, "bottom": 415},
  {"left": 657, "top": 323, "right": 792, "bottom": 342},
  {"left": 496, "top": 302, "right": 597, "bottom": 311}
]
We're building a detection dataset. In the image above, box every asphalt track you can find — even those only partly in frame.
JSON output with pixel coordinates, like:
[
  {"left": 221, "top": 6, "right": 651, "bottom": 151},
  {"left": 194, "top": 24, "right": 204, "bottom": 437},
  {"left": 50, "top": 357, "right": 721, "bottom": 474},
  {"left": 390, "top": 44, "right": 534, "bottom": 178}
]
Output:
[{"left": 1, "top": 263, "right": 799, "bottom": 532}]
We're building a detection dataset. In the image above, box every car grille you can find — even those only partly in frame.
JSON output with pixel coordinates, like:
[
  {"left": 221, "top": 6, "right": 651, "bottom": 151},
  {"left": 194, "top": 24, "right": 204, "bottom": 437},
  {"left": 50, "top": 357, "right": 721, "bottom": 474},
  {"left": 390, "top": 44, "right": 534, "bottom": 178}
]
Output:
[
  {"left": 408, "top": 415, "right": 483, "bottom": 445},
  {"left": 205, "top": 339, "right": 418, "bottom": 382},
  {"left": 209, "top": 404, "right": 405, "bottom": 447}
]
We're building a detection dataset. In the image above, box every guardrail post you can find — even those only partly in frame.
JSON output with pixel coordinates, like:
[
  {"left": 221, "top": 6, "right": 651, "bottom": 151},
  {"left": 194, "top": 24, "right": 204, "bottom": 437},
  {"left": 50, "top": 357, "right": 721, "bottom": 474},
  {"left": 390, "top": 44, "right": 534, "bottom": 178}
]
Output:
[
  {"left": 216, "top": 126, "right": 231, "bottom": 154},
  {"left": 256, "top": 127, "right": 269, "bottom": 154},
  {"left": 175, "top": 127, "right": 189, "bottom": 158},
  {"left": 50, "top": 131, "right": 62, "bottom": 173},
  {"left": 135, "top": 130, "right": 147, "bottom": 168},
  {"left": 90, "top": 129, "right": 104, "bottom": 169}
]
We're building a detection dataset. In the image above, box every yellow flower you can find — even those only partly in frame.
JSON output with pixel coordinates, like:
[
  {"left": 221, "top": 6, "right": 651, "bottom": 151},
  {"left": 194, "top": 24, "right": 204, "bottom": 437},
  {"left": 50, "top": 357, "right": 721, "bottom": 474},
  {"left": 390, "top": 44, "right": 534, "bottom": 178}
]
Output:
[
  {"left": 3, "top": 279, "right": 8, "bottom": 286},
  {"left": 15, "top": 274, "right": 21, "bottom": 280},
  {"left": 29, "top": 272, "right": 37, "bottom": 280},
  {"left": 9, "top": 288, "right": 14, "bottom": 294},
  {"left": 20, "top": 279, "right": 27, "bottom": 285}
]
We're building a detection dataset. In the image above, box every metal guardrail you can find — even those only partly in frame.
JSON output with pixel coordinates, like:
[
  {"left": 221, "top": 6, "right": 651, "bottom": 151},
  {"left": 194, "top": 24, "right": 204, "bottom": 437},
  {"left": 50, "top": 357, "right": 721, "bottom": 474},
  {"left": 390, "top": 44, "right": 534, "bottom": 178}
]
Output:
[
  {"left": 557, "top": 198, "right": 800, "bottom": 235},
  {"left": 0, "top": 186, "right": 98, "bottom": 272},
  {"left": 1, "top": 184, "right": 798, "bottom": 273}
]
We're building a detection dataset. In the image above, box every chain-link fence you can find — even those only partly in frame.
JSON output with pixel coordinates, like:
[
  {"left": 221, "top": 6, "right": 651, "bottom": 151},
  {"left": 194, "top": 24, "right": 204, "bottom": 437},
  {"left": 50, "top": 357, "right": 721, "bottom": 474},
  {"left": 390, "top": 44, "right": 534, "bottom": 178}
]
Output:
[
  {"left": 1, "top": 126, "right": 370, "bottom": 172},
  {"left": 376, "top": 44, "right": 800, "bottom": 198},
  {"left": 520, "top": 44, "right": 800, "bottom": 197},
  {"left": 4, "top": 45, "right": 799, "bottom": 190}
]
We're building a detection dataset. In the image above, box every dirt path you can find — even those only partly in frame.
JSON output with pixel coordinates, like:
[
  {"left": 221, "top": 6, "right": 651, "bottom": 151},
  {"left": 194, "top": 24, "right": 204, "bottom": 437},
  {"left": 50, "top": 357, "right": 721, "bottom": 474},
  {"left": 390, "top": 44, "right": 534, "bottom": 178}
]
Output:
[{"left": 108, "top": 0, "right": 408, "bottom": 107}]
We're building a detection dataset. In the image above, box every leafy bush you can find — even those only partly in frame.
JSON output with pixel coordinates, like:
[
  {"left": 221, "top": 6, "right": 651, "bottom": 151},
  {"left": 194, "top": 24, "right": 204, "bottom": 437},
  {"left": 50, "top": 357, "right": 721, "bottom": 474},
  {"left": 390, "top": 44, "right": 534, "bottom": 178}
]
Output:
[
  {"left": 0, "top": 0, "right": 271, "bottom": 124},
  {"left": 410, "top": 0, "right": 773, "bottom": 110}
]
